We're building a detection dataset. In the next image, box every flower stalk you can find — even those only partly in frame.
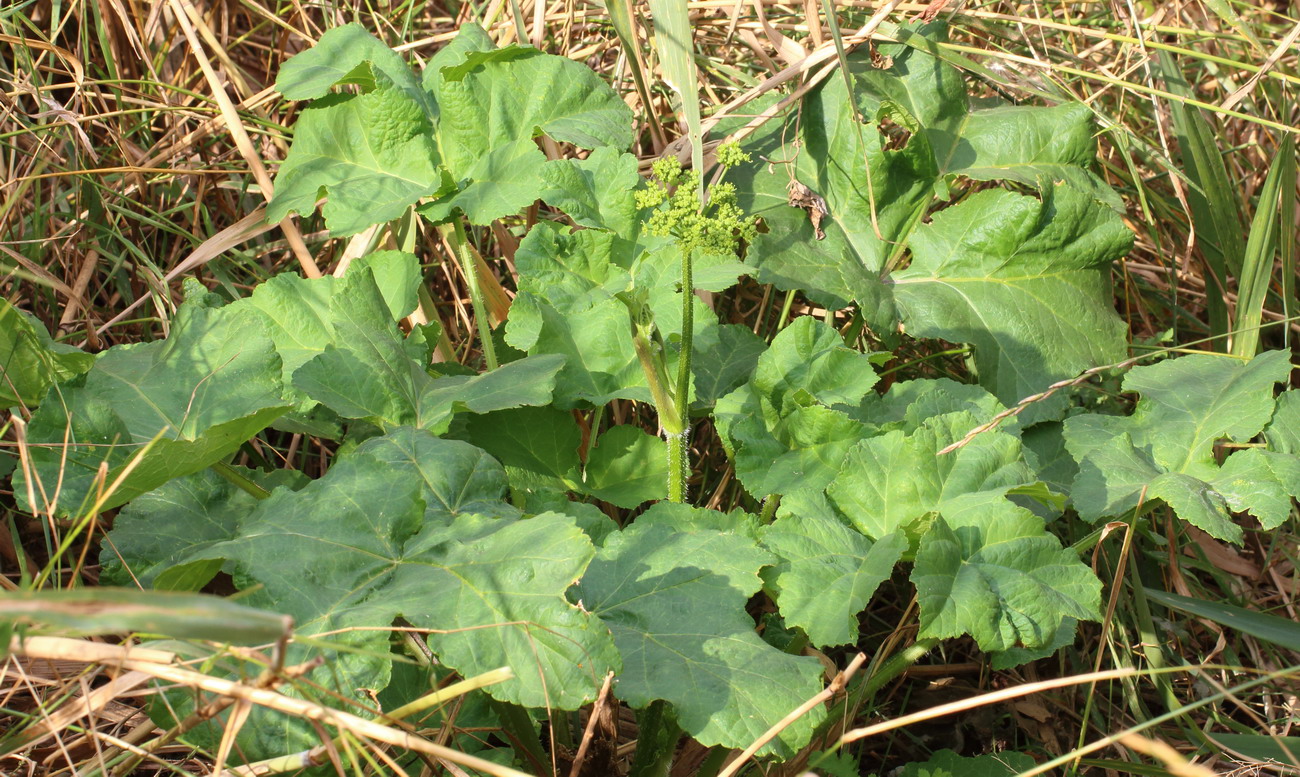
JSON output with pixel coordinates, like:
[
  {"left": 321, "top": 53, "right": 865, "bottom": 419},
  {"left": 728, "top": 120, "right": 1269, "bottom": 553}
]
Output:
[{"left": 633, "top": 145, "right": 757, "bottom": 503}]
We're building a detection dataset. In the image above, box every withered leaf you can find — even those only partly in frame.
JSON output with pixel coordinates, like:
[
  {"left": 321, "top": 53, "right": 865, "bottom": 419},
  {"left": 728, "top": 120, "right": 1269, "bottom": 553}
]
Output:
[{"left": 787, "top": 180, "right": 829, "bottom": 240}]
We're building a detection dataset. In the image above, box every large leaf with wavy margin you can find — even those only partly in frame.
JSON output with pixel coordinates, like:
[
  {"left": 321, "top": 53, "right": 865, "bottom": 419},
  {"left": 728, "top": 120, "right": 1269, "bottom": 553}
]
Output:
[
  {"left": 19, "top": 290, "right": 290, "bottom": 515},
  {"left": 885, "top": 184, "right": 1132, "bottom": 421},
  {"left": 815, "top": 410, "right": 1099, "bottom": 651},
  {"left": 292, "top": 266, "right": 563, "bottom": 431},
  {"left": 1064, "top": 351, "right": 1298, "bottom": 543},
  {"left": 0, "top": 300, "right": 93, "bottom": 407},
  {"left": 576, "top": 522, "right": 825, "bottom": 756},
  {"left": 761, "top": 513, "right": 906, "bottom": 647},
  {"left": 715, "top": 316, "right": 878, "bottom": 498},
  {"left": 267, "top": 87, "right": 442, "bottom": 236},
  {"left": 733, "top": 23, "right": 1131, "bottom": 420}
]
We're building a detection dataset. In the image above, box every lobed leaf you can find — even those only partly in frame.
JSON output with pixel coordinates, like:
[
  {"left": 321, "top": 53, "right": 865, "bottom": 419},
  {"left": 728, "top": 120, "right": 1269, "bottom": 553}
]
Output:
[
  {"left": 293, "top": 266, "right": 563, "bottom": 431},
  {"left": 267, "top": 89, "right": 443, "bottom": 236},
  {"left": 761, "top": 514, "right": 906, "bottom": 647},
  {"left": 19, "top": 293, "right": 291, "bottom": 514},
  {"left": 886, "top": 184, "right": 1132, "bottom": 422},
  {"left": 576, "top": 522, "right": 825, "bottom": 756},
  {"left": 0, "top": 300, "right": 94, "bottom": 408},
  {"left": 715, "top": 316, "right": 879, "bottom": 498},
  {"left": 734, "top": 23, "right": 1131, "bottom": 419},
  {"left": 1064, "top": 350, "right": 1298, "bottom": 542}
]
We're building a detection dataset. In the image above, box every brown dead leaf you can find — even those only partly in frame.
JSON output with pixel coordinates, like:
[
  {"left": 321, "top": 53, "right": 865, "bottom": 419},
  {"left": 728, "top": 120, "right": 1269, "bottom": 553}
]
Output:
[
  {"left": 1186, "top": 526, "right": 1260, "bottom": 579},
  {"left": 787, "top": 180, "right": 829, "bottom": 240}
]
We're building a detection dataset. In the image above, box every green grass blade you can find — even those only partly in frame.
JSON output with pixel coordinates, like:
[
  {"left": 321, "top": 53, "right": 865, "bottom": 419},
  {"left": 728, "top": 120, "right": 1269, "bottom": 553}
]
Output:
[
  {"left": 1279, "top": 102, "right": 1296, "bottom": 349},
  {"left": 1201, "top": 0, "right": 1264, "bottom": 53},
  {"left": 602, "top": 0, "right": 667, "bottom": 149},
  {"left": 0, "top": 588, "right": 292, "bottom": 646},
  {"left": 1146, "top": 588, "right": 1300, "bottom": 650},
  {"left": 1207, "top": 733, "right": 1300, "bottom": 768},
  {"left": 647, "top": 0, "right": 702, "bottom": 181},
  {"left": 1230, "top": 135, "right": 1290, "bottom": 356},
  {"left": 1159, "top": 52, "right": 1244, "bottom": 350}
]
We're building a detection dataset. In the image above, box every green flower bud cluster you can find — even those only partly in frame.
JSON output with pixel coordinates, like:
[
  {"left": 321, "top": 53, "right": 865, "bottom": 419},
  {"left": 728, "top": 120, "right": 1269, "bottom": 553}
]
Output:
[
  {"left": 635, "top": 152, "right": 758, "bottom": 258},
  {"left": 715, "top": 141, "right": 750, "bottom": 170}
]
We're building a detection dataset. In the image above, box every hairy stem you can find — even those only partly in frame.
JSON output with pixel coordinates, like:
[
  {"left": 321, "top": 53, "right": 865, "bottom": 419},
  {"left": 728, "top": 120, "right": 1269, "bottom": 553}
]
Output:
[
  {"left": 666, "top": 430, "right": 688, "bottom": 503},
  {"left": 669, "top": 242, "right": 694, "bottom": 502}
]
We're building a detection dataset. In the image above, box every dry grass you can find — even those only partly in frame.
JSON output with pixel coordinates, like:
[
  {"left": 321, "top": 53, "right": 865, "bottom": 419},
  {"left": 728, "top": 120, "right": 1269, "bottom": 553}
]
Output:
[{"left": 2, "top": 0, "right": 1298, "bottom": 775}]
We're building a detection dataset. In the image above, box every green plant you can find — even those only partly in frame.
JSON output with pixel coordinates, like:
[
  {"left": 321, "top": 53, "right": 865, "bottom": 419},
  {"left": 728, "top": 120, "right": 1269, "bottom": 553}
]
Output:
[{"left": 7, "top": 18, "right": 1298, "bottom": 776}]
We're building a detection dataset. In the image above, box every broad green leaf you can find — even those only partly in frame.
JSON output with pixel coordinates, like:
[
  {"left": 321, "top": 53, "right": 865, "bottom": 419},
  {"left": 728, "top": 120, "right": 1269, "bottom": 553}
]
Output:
[
  {"left": 418, "top": 137, "right": 548, "bottom": 225},
  {"left": 1020, "top": 421, "right": 1077, "bottom": 495},
  {"left": 100, "top": 466, "right": 306, "bottom": 590},
  {"left": 912, "top": 511, "right": 1101, "bottom": 651},
  {"left": 898, "top": 749, "right": 1036, "bottom": 777},
  {"left": 186, "top": 432, "right": 617, "bottom": 712},
  {"left": 730, "top": 49, "right": 951, "bottom": 307},
  {"left": 761, "top": 513, "right": 906, "bottom": 647},
  {"left": 380, "top": 510, "right": 617, "bottom": 705},
  {"left": 505, "top": 225, "right": 727, "bottom": 408},
  {"left": 1265, "top": 389, "right": 1300, "bottom": 455},
  {"left": 267, "top": 88, "right": 442, "bottom": 236},
  {"left": 801, "top": 403, "right": 1099, "bottom": 650},
  {"left": 950, "top": 103, "right": 1124, "bottom": 211},
  {"left": 359, "top": 427, "right": 519, "bottom": 526},
  {"left": 635, "top": 502, "right": 763, "bottom": 542},
  {"left": 462, "top": 408, "right": 667, "bottom": 508},
  {"left": 351, "top": 250, "right": 422, "bottom": 319},
  {"left": 505, "top": 226, "right": 643, "bottom": 406},
  {"left": 435, "top": 47, "right": 634, "bottom": 169},
  {"left": 715, "top": 317, "right": 878, "bottom": 498},
  {"left": 274, "top": 22, "right": 429, "bottom": 111},
  {"left": 734, "top": 24, "right": 1129, "bottom": 419},
  {"left": 421, "top": 23, "right": 496, "bottom": 95},
  {"left": 1124, "top": 351, "right": 1291, "bottom": 465},
  {"left": 242, "top": 251, "right": 420, "bottom": 407},
  {"left": 584, "top": 424, "right": 669, "bottom": 508},
  {"left": 577, "top": 523, "right": 825, "bottom": 756},
  {"left": 826, "top": 411, "right": 1034, "bottom": 542},
  {"left": 853, "top": 377, "right": 1015, "bottom": 435},
  {"left": 1064, "top": 351, "right": 1297, "bottom": 542},
  {"left": 0, "top": 589, "right": 290, "bottom": 646},
  {"left": 19, "top": 293, "right": 291, "bottom": 515},
  {"left": 423, "top": 44, "right": 635, "bottom": 225},
  {"left": 720, "top": 398, "right": 870, "bottom": 499},
  {"left": 507, "top": 293, "right": 645, "bottom": 406},
  {"left": 460, "top": 406, "right": 583, "bottom": 493},
  {"left": 540, "top": 147, "right": 642, "bottom": 237},
  {"left": 691, "top": 323, "right": 766, "bottom": 408},
  {"left": 990, "top": 617, "right": 1079, "bottom": 669},
  {"left": 886, "top": 184, "right": 1131, "bottom": 421},
  {"left": 293, "top": 267, "right": 562, "bottom": 431},
  {"left": 268, "top": 24, "right": 490, "bottom": 233},
  {"left": 0, "top": 300, "right": 93, "bottom": 407},
  {"left": 752, "top": 315, "right": 879, "bottom": 410}
]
